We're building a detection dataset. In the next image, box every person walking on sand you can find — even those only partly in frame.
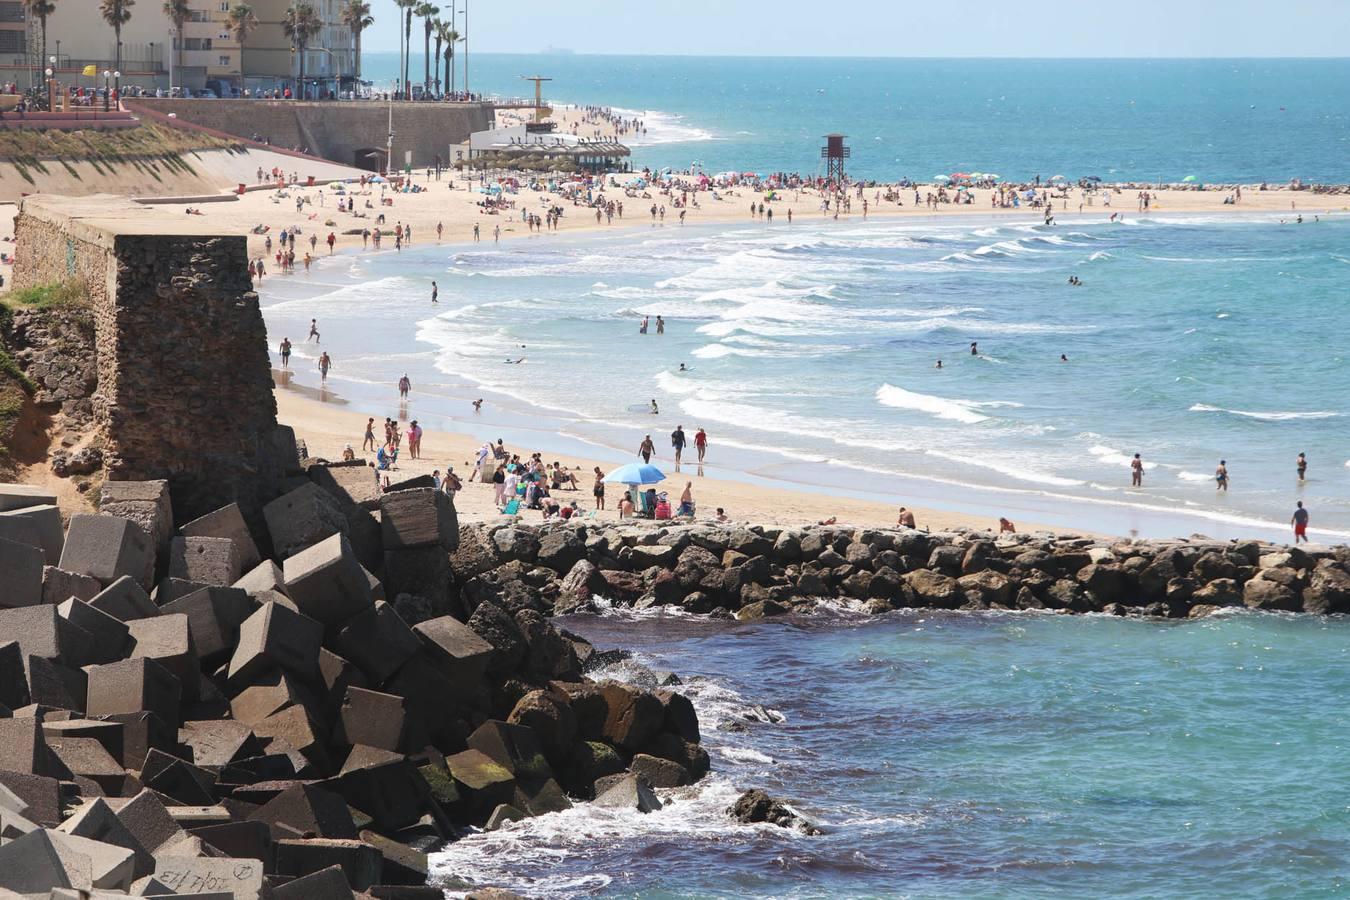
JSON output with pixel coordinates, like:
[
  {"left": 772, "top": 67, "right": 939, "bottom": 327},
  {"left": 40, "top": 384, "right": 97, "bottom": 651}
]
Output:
[
  {"left": 431, "top": 281, "right": 438, "bottom": 304},
  {"left": 695, "top": 427, "right": 708, "bottom": 463},
  {"left": 1297, "top": 452, "right": 1307, "bottom": 481},
  {"left": 327, "top": 232, "right": 336, "bottom": 254},
  {"left": 308, "top": 319, "right": 320, "bottom": 342},
  {"left": 318, "top": 352, "right": 331, "bottom": 380},
  {"left": 1215, "top": 460, "right": 1229, "bottom": 491},
  {"left": 593, "top": 466, "right": 606, "bottom": 510},
  {"left": 638, "top": 434, "right": 655, "bottom": 463},
  {"left": 1131, "top": 453, "right": 1144, "bottom": 487},
  {"left": 363, "top": 417, "right": 376, "bottom": 452},
  {"left": 408, "top": 420, "right": 422, "bottom": 460},
  {"left": 279, "top": 337, "right": 291, "bottom": 368},
  {"left": 1292, "top": 501, "right": 1310, "bottom": 544},
  {"left": 671, "top": 424, "right": 687, "bottom": 464},
  {"left": 398, "top": 374, "right": 411, "bottom": 400},
  {"left": 473, "top": 224, "right": 480, "bottom": 243}
]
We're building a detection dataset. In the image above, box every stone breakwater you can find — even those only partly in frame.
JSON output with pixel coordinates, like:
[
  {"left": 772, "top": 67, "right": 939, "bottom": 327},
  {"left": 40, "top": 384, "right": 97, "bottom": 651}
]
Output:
[
  {"left": 0, "top": 472, "right": 709, "bottom": 900},
  {"left": 456, "top": 521, "right": 1350, "bottom": 620}
]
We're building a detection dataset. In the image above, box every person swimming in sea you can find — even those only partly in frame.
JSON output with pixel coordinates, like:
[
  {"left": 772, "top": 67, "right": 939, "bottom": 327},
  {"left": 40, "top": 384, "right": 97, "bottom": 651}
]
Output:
[
  {"left": 650, "top": 399, "right": 660, "bottom": 415},
  {"left": 678, "top": 363, "right": 688, "bottom": 372},
  {"left": 935, "top": 359, "right": 943, "bottom": 369},
  {"left": 1215, "top": 460, "right": 1229, "bottom": 491},
  {"left": 970, "top": 342, "right": 978, "bottom": 356},
  {"left": 1297, "top": 452, "right": 1307, "bottom": 481},
  {"left": 1060, "top": 354, "right": 1069, "bottom": 362}
]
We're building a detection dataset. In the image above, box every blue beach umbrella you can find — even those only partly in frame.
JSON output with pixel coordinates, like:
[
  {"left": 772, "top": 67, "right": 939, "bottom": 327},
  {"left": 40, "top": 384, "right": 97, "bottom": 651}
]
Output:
[{"left": 604, "top": 463, "right": 666, "bottom": 485}]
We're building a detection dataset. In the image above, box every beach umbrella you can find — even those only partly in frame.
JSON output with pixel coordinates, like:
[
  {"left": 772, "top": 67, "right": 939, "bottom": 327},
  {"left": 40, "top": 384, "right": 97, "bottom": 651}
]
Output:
[
  {"left": 1084, "top": 175, "right": 1102, "bottom": 182},
  {"left": 933, "top": 175, "right": 951, "bottom": 183},
  {"left": 1049, "top": 174, "right": 1066, "bottom": 182},
  {"left": 604, "top": 463, "right": 666, "bottom": 485},
  {"left": 986, "top": 174, "right": 1000, "bottom": 181},
  {"left": 1182, "top": 175, "right": 1198, "bottom": 182}
]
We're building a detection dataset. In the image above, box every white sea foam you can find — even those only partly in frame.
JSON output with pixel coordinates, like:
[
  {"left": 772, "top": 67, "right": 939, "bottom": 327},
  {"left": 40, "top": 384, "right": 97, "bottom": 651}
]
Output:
[
  {"left": 875, "top": 384, "right": 991, "bottom": 425},
  {"left": 1189, "top": 403, "right": 1338, "bottom": 421},
  {"left": 1177, "top": 471, "right": 1215, "bottom": 482},
  {"left": 609, "top": 106, "right": 717, "bottom": 146}
]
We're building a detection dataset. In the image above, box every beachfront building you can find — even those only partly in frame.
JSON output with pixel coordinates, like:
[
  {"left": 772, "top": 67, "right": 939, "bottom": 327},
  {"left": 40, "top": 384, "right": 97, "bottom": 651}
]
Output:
[
  {"left": 465, "top": 122, "right": 631, "bottom": 173},
  {"left": 3, "top": 0, "right": 353, "bottom": 97},
  {"left": 244, "top": 0, "right": 355, "bottom": 99}
]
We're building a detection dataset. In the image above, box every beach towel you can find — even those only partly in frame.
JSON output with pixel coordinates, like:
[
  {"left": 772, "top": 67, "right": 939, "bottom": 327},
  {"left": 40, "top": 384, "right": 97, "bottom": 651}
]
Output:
[{"left": 502, "top": 499, "right": 521, "bottom": 516}]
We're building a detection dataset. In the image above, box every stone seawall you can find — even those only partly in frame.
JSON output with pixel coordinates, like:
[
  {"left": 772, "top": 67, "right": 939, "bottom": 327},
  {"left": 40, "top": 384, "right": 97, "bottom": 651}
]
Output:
[
  {"left": 12, "top": 195, "right": 287, "bottom": 526},
  {"left": 452, "top": 520, "right": 1350, "bottom": 620},
  {"left": 127, "top": 99, "right": 495, "bottom": 169}
]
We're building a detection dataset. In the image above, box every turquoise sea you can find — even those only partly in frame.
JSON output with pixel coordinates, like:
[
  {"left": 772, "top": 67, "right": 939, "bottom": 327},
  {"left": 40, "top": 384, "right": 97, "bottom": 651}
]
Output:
[
  {"left": 261, "top": 56, "right": 1350, "bottom": 897},
  {"left": 359, "top": 54, "right": 1350, "bottom": 184}
]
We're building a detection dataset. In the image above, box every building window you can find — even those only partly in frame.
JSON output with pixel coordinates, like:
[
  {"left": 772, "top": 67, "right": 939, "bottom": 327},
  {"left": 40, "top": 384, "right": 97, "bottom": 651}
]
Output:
[
  {"left": 219, "top": 1, "right": 228, "bottom": 9},
  {"left": 219, "top": 55, "right": 231, "bottom": 67},
  {"left": 0, "top": 30, "right": 22, "bottom": 52},
  {"left": 0, "top": 2, "right": 23, "bottom": 23}
]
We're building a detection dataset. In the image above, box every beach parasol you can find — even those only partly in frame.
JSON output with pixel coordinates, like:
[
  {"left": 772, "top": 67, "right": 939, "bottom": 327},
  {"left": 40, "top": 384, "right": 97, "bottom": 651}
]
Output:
[
  {"left": 933, "top": 175, "right": 951, "bottom": 183},
  {"left": 1049, "top": 174, "right": 1066, "bottom": 182},
  {"left": 1182, "top": 175, "right": 1198, "bottom": 182},
  {"left": 1084, "top": 175, "right": 1102, "bottom": 182},
  {"left": 604, "top": 463, "right": 666, "bottom": 485}
]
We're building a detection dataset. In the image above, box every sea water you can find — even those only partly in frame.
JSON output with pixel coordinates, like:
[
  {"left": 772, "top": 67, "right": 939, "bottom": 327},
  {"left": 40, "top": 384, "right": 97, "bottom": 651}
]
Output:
[
  {"left": 430, "top": 607, "right": 1350, "bottom": 899},
  {"left": 261, "top": 214, "right": 1350, "bottom": 540},
  {"left": 356, "top": 54, "right": 1350, "bottom": 184}
]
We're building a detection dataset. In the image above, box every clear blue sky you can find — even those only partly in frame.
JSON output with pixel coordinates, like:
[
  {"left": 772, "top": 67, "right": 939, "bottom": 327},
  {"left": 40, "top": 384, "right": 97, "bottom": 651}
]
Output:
[{"left": 362, "top": 0, "right": 1350, "bottom": 57}]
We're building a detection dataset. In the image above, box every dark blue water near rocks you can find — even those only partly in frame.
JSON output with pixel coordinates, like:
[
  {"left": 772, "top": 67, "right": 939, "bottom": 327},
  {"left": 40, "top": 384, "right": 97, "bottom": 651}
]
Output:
[{"left": 432, "top": 607, "right": 1350, "bottom": 898}]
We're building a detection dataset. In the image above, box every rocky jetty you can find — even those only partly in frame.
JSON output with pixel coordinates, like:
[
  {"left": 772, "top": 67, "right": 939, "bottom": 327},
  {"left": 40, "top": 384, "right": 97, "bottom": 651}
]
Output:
[
  {"left": 456, "top": 521, "right": 1350, "bottom": 620},
  {"left": 0, "top": 475, "right": 708, "bottom": 899}
]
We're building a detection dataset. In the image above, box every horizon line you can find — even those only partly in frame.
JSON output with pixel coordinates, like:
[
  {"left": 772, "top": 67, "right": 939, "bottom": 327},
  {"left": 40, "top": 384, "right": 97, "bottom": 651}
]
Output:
[{"left": 355, "top": 50, "right": 1350, "bottom": 61}]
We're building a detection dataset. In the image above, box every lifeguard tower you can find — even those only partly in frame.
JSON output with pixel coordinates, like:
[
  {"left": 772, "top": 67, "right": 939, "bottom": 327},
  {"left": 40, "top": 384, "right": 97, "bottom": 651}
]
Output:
[
  {"left": 520, "top": 75, "right": 553, "bottom": 123},
  {"left": 821, "top": 133, "right": 850, "bottom": 184}
]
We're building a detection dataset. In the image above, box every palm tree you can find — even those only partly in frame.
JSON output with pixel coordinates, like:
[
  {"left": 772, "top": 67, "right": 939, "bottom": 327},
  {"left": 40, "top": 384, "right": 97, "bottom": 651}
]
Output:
[
  {"left": 281, "top": 1, "right": 321, "bottom": 100},
  {"left": 416, "top": 2, "right": 437, "bottom": 95},
  {"left": 393, "top": 0, "right": 415, "bottom": 98},
  {"left": 339, "top": 0, "right": 372, "bottom": 81},
  {"left": 431, "top": 18, "right": 443, "bottom": 94},
  {"left": 98, "top": 0, "right": 134, "bottom": 81},
  {"left": 439, "top": 23, "right": 458, "bottom": 96},
  {"left": 227, "top": 3, "right": 258, "bottom": 93},
  {"left": 162, "top": 0, "right": 189, "bottom": 95},
  {"left": 23, "top": 0, "right": 56, "bottom": 86}
]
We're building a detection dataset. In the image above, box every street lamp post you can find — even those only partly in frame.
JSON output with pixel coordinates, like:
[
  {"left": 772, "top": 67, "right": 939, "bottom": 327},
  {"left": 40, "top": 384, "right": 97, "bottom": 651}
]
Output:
[
  {"left": 103, "top": 70, "right": 111, "bottom": 111},
  {"left": 113, "top": 70, "right": 121, "bottom": 108},
  {"left": 44, "top": 65, "right": 53, "bottom": 112}
]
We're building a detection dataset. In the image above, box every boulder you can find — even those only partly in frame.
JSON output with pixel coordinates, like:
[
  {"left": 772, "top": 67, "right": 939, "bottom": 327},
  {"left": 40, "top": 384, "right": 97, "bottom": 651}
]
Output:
[
  {"left": 591, "top": 773, "right": 661, "bottom": 813},
  {"left": 903, "top": 569, "right": 962, "bottom": 608},
  {"left": 1303, "top": 561, "right": 1350, "bottom": 615},
  {"left": 1243, "top": 574, "right": 1301, "bottom": 612},
  {"left": 727, "top": 788, "right": 820, "bottom": 834}
]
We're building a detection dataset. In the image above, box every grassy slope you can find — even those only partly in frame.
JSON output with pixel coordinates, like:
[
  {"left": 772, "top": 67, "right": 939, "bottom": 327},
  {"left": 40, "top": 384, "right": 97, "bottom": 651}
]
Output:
[{"left": 0, "top": 120, "right": 239, "bottom": 186}]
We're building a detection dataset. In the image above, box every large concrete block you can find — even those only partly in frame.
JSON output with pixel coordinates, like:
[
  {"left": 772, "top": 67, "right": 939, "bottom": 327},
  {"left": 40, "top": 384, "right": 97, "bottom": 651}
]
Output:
[
  {"left": 283, "top": 534, "right": 372, "bottom": 626},
  {"left": 41, "top": 566, "right": 104, "bottom": 606},
  {"left": 187, "top": 820, "right": 272, "bottom": 868},
  {"left": 228, "top": 670, "right": 315, "bottom": 726},
  {"left": 180, "top": 503, "right": 261, "bottom": 572},
  {"left": 264, "top": 483, "right": 349, "bottom": 560},
  {"left": 97, "top": 480, "right": 172, "bottom": 566},
  {"left": 0, "top": 770, "right": 61, "bottom": 827},
  {"left": 324, "top": 758, "right": 433, "bottom": 833},
  {"left": 310, "top": 463, "right": 381, "bottom": 511},
  {"left": 102, "top": 711, "right": 175, "bottom": 770},
  {"left": 271, "top": 863, "right": 355, "bottom": 900},
  {"left": 88, "top": 575, "right": 160, "bottom": 622},
  {"left": 333, "top": 600, "right": 421, "bottom": 685},
  {"left": 139, "top": 748, "right": 216, "bottom": 806},
  {"left": 158, "top": 587, "right": 253, "bottom": 667},
  {"left": 251, "top": 705, "right": 329, "bottom": 772},
  {"left": 0, "top": 535, "right": 44, "bottom": 608},
  {"left": 56, "top": 797, "right": 154, "bottom": 879},
  {"left": 22, "top": 653, "right": 88, "bottom": 713},
  {"left": 178, "top": 719, "right": 263, "bottom": 770},
  {"left": 273, "top": 839, "right": 381, "bottom": 891},
  {"left": 413, "top": 616, "right": 495, "bottom": 683},
  {"left": 50, "top": 828, "right": 137, "bottom": 889},
  {"left": 380, "top": 488, "right": 455, "bottom": 551},
  {"left": 58, "top": 514, "right": 153, "bottom": 589},
  {"left": 382, "top": 546, "right": 457, "bottom": 624},
  {"left": 316, "top": 649, "right": 369, "bottom": 719},
  {"left": 152, "top": 577, "right": 213, "bottom": 606},
  {"left": 0, "top": 828, "right": 83, "bottom": 891},
  {"left": 109, "top": 789, "right": 194, "bottom": 856},
  {"left": 41, "top": 718, "right": 125, "bottom": 764},
  {"left": 247, "top": 783, "right": 356, "bottom": 840},
  {"left": 227, "top": 601, "right": 323, "bottom": 689},
  {"left": 0, "top": 504, "right": 63, "bottom": 565},
  {"left": 334, "top": 687, "right": 405, "bottom": 753},
  {"left": 0, "top": 640, "right": 31, "bottom": 710},
  {"left": 56, "top": 598, "right": 130, "bottom": 664},
  {"left": 168, "top": 536, "right": 242, "bottom": 587},
  {"left": 0, "top": 483, "right": 57, "bottom": 513},
  {"left": 233, "top": 559, "right": 285, "bottom": 597},
  {"left": 126, "top": 615, "right": 198, "bottom": 702},
  {"left": 85, "top": 657, "right": 182, "bottom": 729},
  {"left": 46, "top": 736, "right": 129, "bottom": 796},
  {"left": 143, "top": 856, "right": 267, "bottom": 900},
  {"left": 0, "top": 717, "right": 66, "bottom": 778},
  {"left": 0, "top": 606, "right": 93, "bottom": 666}
]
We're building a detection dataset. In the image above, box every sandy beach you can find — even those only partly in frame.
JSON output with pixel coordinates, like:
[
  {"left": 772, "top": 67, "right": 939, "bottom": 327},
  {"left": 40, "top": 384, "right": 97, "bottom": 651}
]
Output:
[{"left": 273, "top": 383, "right": 1077, "bottom": 536}]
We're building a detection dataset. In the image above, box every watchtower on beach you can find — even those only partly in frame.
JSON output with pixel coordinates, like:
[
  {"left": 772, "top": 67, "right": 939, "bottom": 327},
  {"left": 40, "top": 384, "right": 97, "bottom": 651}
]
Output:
[{"left": 821, "top": 133, "right": 850, "bottom": 184}]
